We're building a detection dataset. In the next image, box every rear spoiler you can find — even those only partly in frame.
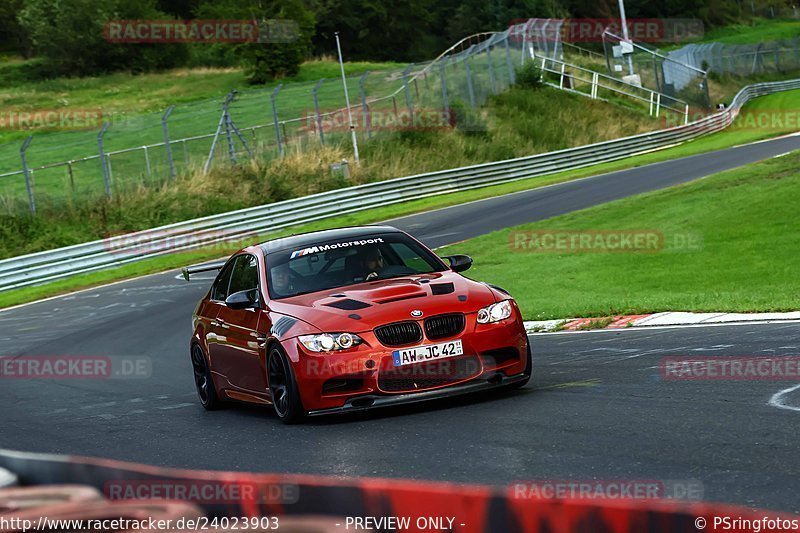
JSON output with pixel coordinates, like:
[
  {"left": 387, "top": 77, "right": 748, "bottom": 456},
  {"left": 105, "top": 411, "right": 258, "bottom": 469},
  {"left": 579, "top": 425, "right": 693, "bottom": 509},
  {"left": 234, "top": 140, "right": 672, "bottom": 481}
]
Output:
[{"left": 181, "top": 262, "right": 225, "bottom": 282}]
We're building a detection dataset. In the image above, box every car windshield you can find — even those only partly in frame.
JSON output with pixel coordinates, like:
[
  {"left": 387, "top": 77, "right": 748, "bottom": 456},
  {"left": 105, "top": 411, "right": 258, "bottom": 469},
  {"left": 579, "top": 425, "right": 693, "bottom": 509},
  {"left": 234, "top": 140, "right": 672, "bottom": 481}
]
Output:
[{"left": 265, "top": 232, "right": 446, "bottom": 299}]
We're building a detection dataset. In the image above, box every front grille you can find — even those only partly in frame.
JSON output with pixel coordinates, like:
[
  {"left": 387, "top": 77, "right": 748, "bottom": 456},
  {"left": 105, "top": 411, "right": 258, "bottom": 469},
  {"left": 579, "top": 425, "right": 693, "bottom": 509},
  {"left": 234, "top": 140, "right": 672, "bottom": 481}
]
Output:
[
  {"left": 424, "top": 313, "right": 466, "bottom": 340},
  {"left": 379, "top": 355, "right": 481, "bottom": 392},
  {"left": 374, "top": 321, "right": 423, "bottom": 346}
]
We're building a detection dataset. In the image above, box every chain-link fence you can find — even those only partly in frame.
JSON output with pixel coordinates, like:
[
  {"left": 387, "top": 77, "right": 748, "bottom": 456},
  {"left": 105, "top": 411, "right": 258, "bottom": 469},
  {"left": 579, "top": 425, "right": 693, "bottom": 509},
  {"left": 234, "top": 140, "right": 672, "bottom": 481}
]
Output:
[
  {"left": 0, "top": 18, "right": 689, "bottom": 217},
  {"left": 667, "top": 39, "right": 800, "bottom": 77},
  {"left": 0, "top": 30, "right": 531, "bottom": 216},
  {"left": 602, "top": 30, "right": 711, "bottom": 111}
]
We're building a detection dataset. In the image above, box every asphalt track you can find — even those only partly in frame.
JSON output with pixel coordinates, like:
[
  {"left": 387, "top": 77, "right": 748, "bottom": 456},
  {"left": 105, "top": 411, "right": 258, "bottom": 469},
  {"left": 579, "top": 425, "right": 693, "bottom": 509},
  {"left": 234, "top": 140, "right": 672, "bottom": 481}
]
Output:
[{"left": 2, "top": 134, "right": 800, "bottom": 513}]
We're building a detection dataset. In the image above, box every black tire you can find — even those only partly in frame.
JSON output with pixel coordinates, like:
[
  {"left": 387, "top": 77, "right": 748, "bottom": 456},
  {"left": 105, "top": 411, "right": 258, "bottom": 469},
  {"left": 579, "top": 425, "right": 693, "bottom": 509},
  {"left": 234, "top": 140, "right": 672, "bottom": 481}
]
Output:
[
  {"left": 267, "top": 346, "right": 305, "bottom": 424},
  {"left": 507, "top": 342, "right": 533, "bottom": 390},
  {"left": 191, "top": 344, "right": 222, "bottom": 410}
]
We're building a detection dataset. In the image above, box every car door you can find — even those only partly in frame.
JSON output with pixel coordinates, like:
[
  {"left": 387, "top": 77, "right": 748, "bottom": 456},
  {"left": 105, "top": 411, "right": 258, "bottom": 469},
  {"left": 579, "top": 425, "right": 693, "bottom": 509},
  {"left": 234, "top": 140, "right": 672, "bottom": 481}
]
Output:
[{"left": 211, "top": 253, "right": 268, "bottom": 393}]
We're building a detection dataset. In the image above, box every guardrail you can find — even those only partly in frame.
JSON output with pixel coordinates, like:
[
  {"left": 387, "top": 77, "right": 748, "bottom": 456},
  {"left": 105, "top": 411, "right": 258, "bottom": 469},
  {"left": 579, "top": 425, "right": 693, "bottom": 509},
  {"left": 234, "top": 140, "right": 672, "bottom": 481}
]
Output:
[{"left": 1, "top": 78, "right": 799, "bottom": 293}]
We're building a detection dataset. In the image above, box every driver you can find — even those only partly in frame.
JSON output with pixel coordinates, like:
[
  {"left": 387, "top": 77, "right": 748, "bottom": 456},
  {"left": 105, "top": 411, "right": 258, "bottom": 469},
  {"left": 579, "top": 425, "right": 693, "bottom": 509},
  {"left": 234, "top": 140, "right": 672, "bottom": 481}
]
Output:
[
  {"left": 360, "top": 246, "right": 385, "bottom": 281},
  {"left": 271, "top": 263, "right": 293, "bottom": 296}
]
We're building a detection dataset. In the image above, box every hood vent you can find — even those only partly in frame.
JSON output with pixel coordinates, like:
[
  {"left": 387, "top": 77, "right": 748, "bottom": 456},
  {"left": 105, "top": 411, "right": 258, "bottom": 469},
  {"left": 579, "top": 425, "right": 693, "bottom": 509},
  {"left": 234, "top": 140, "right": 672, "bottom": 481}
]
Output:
[
  {"left": 324, "top": 299, "right": 372, "bottom": 310},
  {"left": 430, "top": 283, "right": 455, "bottom": 295},
  {"left": 376, "top": 292, "right": 426, "bottom": 304}
]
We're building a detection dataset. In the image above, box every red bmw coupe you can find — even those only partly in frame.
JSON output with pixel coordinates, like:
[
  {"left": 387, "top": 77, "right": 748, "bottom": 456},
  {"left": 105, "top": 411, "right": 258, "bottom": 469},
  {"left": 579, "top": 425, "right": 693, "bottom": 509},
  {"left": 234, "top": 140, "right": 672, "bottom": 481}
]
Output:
[{"left": 185, "top": 225, "right": 531, "bottom": 423}]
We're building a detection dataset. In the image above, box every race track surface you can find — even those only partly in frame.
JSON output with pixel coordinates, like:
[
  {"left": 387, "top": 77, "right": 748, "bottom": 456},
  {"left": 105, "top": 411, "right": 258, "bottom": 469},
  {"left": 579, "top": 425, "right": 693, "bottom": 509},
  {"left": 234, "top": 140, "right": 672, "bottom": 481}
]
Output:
[{"left": 2, "top": 134, "right": 799, "bottom": 513}]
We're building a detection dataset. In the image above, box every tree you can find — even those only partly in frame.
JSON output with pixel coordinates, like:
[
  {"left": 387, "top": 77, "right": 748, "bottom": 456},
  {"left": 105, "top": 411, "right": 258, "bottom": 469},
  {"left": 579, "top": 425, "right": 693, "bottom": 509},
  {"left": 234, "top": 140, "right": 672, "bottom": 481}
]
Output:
[
  {"left": 194, "top": 0, "right": 315, "bottom": 84},
  {"left": 18, "top": 0, "right": 188, "bottom": 76}
]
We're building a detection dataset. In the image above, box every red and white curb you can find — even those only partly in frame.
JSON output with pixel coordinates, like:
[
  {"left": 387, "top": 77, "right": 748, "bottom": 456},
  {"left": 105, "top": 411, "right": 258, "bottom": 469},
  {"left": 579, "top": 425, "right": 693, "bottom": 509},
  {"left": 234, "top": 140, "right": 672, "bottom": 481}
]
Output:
[{"left": 524, "top": 311, "right": 800, "bottom": 333}]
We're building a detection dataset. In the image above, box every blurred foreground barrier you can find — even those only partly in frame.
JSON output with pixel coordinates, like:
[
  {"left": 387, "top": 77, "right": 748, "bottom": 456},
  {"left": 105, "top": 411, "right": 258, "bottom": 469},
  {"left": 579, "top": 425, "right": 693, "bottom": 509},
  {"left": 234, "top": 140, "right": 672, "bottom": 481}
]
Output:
[
  {"left": 1, "top": 78, "right": 800, "bottom": 293},
  {"left": 0, "top": 485, "right": 102, "bottom": 513},
  {"left": 0, "top": 448, "right": 797, "bottom": 533},
  {"left": 0, "top": 469, "right": 16, "bottom": 489}
]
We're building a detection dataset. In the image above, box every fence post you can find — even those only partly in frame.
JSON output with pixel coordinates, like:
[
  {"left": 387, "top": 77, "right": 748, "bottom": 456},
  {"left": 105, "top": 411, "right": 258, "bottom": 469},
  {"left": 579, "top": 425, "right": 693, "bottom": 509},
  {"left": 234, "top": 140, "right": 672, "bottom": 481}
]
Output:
[
  {"left": 162, "top": 105, "right": 176, "bottom": 180},
  {"left": 591, "top": 72, "right": 598, "bottom": 99},
  {"left": 223, "top": 90, "right": 237, "bottom": 164},
  {"left": 464, "top": 57, "right": 476, "bottom": 109},
  {"left": 403, "top": 64, "right": 414, "bottom": 119},
  {"left": 655, "top": 93, "right": 661, "bottom": 118},
  {"left": 359, "top": 72, "right": 371, "bottom": 139},
  {"left": 143, "top": 146, "right": 152, "bottom": 179},
  {"left": 486, "top": 46, "right": 497, "bottom": 94},
  {"left": 649, "top": 92, "right": 654, "bottom": 115},
  {"left": 559, "top": 63, "right": 565, "bottom": 89},
  {"left": 313, "top": 78, "right": 325, "bottom": 146},
  {"left": 684, "top": 103, "right": 689, "bottom": 125},
  {"left": 97, "top": 122, "right": 112, "bottom": 198},
  {"left": 271, "top": 84, "right": 283, "bottom": 156},
  {"left": 439, "top": 58, "right": 450, "bottom": 118},
  {"left": 504, "top": 37, "right": 515, "bottom": 85},
  {"left": 20, "top": 135, "right": 35, "bottom": 216}
]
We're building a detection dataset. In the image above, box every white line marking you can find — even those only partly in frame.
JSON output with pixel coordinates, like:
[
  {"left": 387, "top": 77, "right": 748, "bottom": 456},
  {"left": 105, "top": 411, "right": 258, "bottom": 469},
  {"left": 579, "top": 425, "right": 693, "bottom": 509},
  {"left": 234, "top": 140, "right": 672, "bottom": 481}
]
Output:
[
  {"left": 157, "top": 403, "right": 194, "bottom": 410},
  {"left": 769, "top": 383, "right": 800, "bottom": 412}
]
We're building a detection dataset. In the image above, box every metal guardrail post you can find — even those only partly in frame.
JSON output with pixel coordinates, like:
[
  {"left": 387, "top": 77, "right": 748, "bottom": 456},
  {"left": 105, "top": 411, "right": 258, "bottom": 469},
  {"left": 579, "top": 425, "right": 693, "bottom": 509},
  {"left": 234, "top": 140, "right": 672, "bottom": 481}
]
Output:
[
  {"left": 271, "top": 84, "right": 283, "bottom": 156},
  {"left": 312, "top": 79, "right": 325, "bottom": 146},
  {"left": 97, "top": 122, "right": 112, "bottom": 199},
  {"left": 162, "top": 105, "right": 176, "bottom": 180},
  {"left": 359, "top": 72, "right": 371, "bottom": 139},
  {"left": 403, "top": 64, "right": 414, "bottom": 119},
  {"left": 20, "top": 136, "right": 35, "bottom": 216}
]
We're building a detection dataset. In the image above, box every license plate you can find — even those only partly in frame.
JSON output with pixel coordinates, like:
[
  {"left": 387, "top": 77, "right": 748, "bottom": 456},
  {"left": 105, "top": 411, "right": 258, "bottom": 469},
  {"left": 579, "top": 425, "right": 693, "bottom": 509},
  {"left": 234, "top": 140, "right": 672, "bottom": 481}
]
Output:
[{"left": 392, "top": 340, "right": 463, "bottom": 367}]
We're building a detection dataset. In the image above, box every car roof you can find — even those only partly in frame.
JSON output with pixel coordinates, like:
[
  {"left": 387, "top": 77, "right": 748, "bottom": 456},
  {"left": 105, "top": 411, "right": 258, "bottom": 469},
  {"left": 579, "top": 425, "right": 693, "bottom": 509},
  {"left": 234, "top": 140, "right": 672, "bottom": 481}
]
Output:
[{"left": 258, "top": 225, "right": 404, "bottom": 255}]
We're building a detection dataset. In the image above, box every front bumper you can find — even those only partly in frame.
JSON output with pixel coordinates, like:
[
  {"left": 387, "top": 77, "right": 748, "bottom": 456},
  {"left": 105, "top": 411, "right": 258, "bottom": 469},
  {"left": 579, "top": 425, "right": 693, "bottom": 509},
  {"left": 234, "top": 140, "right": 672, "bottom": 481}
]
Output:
[
  {"left": 306, "top": 370, "right": 528, "bottom": 416},
  {"left": 284, "top": 306, "right": 529, "bottom": 412}
]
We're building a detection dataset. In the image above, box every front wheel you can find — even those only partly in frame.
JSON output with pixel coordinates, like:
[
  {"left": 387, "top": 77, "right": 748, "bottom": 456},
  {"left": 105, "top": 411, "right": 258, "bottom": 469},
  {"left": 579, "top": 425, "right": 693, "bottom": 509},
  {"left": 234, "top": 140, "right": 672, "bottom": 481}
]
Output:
[
  {"left": 267, "top": 346, "right": 305, "bottom": 424},
  {"left": 191, "top": 344, "right": 222, "bottom": 410}
]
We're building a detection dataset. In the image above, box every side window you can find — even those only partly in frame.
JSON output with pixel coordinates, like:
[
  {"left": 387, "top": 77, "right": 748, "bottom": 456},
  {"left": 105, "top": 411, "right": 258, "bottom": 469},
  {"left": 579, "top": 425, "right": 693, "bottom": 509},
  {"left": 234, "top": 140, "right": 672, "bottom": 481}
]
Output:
[
  {"left": 228, "top": 254, "right": 259, "bottom": 296},
  {"left": 211, "top": 260, "right": 235, "bottom": 301}
]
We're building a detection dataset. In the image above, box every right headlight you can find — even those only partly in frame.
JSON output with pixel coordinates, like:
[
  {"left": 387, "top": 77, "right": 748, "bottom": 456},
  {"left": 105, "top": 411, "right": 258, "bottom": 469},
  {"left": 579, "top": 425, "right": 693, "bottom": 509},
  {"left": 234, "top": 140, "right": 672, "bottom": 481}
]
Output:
[
  {"left": 476, "top": 300, "right": 513, "bottom": 324},
  {"left": 299, "top": 333, "right": 363, "bottom": 353}
]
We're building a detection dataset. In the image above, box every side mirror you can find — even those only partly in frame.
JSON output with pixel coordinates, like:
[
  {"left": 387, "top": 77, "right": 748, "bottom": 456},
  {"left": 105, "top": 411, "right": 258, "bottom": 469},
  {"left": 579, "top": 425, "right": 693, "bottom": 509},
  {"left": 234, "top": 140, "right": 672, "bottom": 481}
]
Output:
[
  {"left": 443, "top": 254, "right": 473, "bottom": 273},
  {"left": 225, "top": 289, "right": 259, "bottom": 310}
]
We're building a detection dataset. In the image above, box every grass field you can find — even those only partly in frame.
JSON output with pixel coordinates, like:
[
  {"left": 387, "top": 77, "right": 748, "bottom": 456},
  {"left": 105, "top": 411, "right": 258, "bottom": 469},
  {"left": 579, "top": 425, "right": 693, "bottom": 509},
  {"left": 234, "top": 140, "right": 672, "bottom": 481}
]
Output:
[{"left": 436, "top": 149, "right": 800, "bottom": 319}]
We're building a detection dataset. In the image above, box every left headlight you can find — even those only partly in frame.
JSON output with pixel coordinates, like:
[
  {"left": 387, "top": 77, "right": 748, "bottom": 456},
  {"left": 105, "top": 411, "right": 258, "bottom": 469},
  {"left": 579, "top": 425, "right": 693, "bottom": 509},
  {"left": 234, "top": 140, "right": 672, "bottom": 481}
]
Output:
[
  {"left": 299, "top": 333, "right": 363, "bottom": 353},
  {"left": 477, "top": 300, "right": 513, "bottom": 324}
]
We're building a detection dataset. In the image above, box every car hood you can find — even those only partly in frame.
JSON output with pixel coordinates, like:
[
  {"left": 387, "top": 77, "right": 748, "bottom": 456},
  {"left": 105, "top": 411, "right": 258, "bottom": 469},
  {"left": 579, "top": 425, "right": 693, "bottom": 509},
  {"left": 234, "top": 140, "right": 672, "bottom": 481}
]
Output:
[{"left": 268, "top": 271, "right": 501, "bottom": 333}]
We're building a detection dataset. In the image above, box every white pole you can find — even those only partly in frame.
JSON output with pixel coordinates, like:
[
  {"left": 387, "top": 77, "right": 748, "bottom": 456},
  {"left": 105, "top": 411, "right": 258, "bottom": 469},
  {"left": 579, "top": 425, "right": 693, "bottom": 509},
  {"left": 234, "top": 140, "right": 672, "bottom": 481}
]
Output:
[
  {"left": 618, "top": 0, "right": 635, "bottom": 76},
  {"left": 335, "top": 32, "right": 360, "bottom": 166}
]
